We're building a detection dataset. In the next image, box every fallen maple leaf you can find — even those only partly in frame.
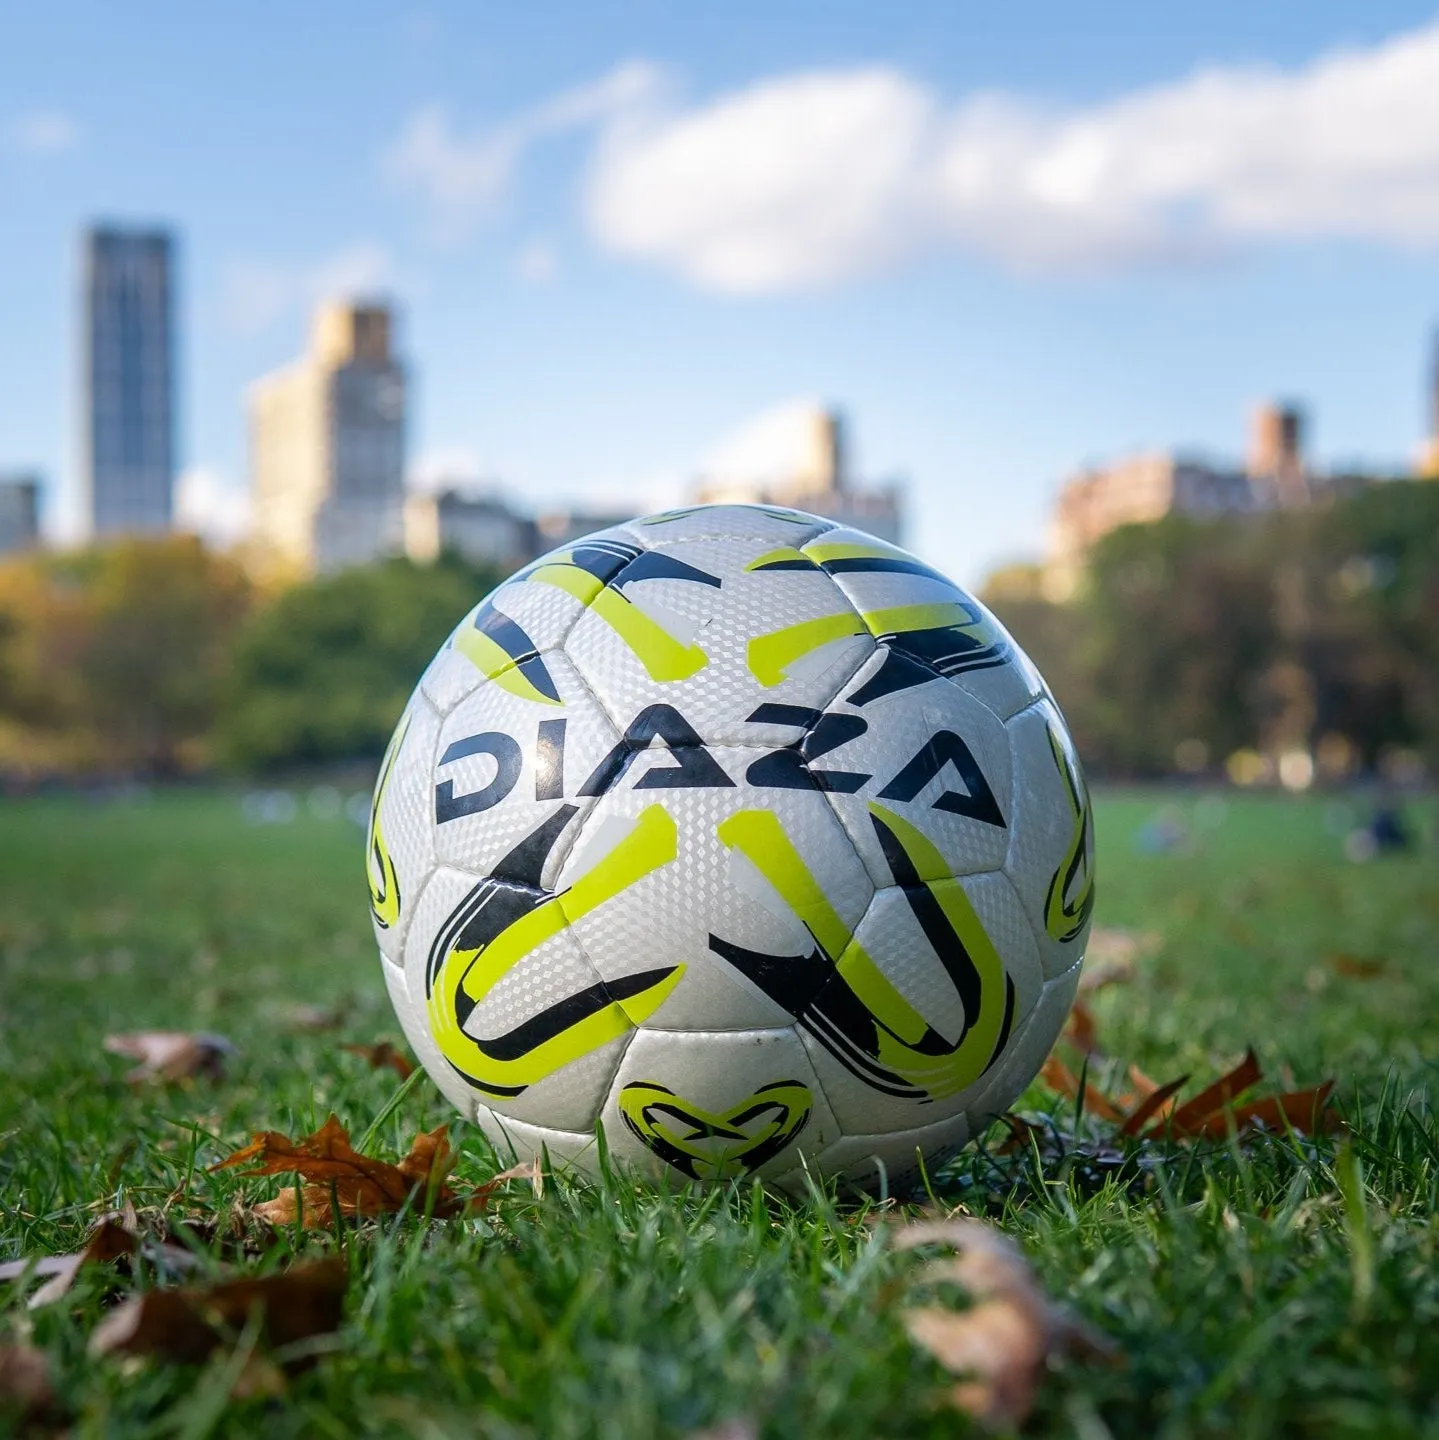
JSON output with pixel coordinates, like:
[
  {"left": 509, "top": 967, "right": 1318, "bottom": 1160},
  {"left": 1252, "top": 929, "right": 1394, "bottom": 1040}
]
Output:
[
  {"left": 341, "top": 1040, "right": 414, "bottom": 1081},
  {"left": 0, "top": 1342, "right": 55, "bottom": 1428},
  {"left": 1151, "top": 1049, "right": 1263, "bottom": 1138},
  {"left": 894, "top": 1218, "right": 1117, "bottom": 1427},
  {"left": 1179, "top": 1081, "right": 1338, "bottom": 1141},
  {"left": 1038, "top": 1045, "right": 1339, "bottom": 1144},
  {"left": 211, "top": 1115, "right": 543, "bottom": 1227},
  {"left": 89, "top": 1258, "right": 347, "bottom": 1373},
  {"left": 104, "top": 1031, "right": 234, "bottom": 1084}
]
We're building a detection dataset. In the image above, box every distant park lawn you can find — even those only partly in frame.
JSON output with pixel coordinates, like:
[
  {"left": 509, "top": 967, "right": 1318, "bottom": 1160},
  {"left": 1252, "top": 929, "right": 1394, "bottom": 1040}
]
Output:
[{"left": 2, "top": 787, "right": 1437, "bottom": 1437}]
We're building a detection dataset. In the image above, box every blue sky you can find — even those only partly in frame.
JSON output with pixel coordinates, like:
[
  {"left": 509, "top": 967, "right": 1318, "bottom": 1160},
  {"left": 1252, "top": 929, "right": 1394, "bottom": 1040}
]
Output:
[{"left": 3, "top": 1, "right": 1439, "bottom": 581}]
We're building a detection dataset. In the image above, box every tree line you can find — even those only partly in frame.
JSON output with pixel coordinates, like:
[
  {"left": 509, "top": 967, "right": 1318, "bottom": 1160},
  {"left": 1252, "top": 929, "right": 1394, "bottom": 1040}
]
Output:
[
  {"left": 983, "top": 478, "right": 1439, "bottom": 779},
  {"left": 0, "top": 478, "right": 1434, "bottom": 782},
  {"left": 0, "top": 539, "right": 504, "bottom": 779}
]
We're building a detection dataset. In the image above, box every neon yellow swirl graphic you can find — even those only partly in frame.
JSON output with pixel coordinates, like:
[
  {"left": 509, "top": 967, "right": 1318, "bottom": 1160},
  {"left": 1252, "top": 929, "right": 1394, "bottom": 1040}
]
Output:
[
  {"left": 426, "top": 805, "right": 684, "bottom": 1097},
  {"left": 713, "top": 805, "right": 1012, "bottom": 1102},
  {"left": 1043, "top": 722, "right": 1096, "bottom": 943},
  {"left": 366, "top": 712, "right": 408, "bottom": 929}
]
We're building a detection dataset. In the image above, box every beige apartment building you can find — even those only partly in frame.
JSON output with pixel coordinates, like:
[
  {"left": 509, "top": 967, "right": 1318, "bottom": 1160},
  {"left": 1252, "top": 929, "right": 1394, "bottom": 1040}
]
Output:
[
  {"left": 1045, "top": 452, "right": 1258, "bottom": 599},
  {"left": 1045, "top": 401, "right": 1313, "bottom": 599},
  {"left": 694, "top": 403, "right": 903, "bottom": 544},
  {"left": 248, "top": 303, "right": 406, "bottom": 574}
]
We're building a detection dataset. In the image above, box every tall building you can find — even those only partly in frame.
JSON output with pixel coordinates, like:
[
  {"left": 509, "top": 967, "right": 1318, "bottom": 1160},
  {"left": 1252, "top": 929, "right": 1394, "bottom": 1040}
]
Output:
[
  {"left": 249, "top": 302, "right": 406, "bottom": 573},
  {"left": 83, "top": 226, "right": 175, "bottom": 536},
  {"left": 0, "top": 474, "right": 40, "bottom": 555},
  {"left": 694, "top": 403, "right": 903, "bottom": 543},
  {"left": 1247, "top": 401, "right": 1308, "bottom": 505}
]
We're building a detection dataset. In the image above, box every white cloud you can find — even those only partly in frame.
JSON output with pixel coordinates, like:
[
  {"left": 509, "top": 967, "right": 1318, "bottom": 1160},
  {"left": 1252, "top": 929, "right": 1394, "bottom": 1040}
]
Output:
[
  {"left": 583, "top": 22, "right": 1439, "bottom": 289},
  {"left": 176, "top": 465, "right": 251, "bottom": 548},
  {"left": 5, "top": 110, "right": 81, "bottom": 153},
  {"left": 381, "top": 61, "right": 663, "bottom": 242},
  {"left": 588, "top": 70, "right": 936, "bottom": 291},
  {"left": 221, "top": 242, "right": 398, "bottom": 336}
]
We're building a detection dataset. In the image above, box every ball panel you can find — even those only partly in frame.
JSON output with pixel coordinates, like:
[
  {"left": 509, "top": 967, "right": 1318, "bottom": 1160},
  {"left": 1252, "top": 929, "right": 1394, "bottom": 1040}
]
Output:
[
  {"left": 380, "top": 936, "right": 479, "bottom": 1119},
  {"left": 561, "top": 532, "right": 874, "bottom": 747},
  {"left": 451, "top": 927, "right": 630, "bottom": 1132},
  {"left": 471, "top": 1112, "right": 600, "bottom": 1176},
  {"left": 951, "top": 634, "right": 1050, "bottom": 723},
  {"left": 556, "top": 756, "right": 875, "bottom": 1032},
  {"left": 815, "top": 1111, "right": 971, "bottom": 1196},
  {"left": 600, "top": 1025, "right": 839, "bottom": 1185},
  {"left": 1003, "top": 701, "right": 1095, "bottom": 981},
  {"left": 399, "top": 863, "right": 640, "bottom": 1131},
  {"left": 807, "top": 650, "right": 1012, "bottom": 888},
  {"left": 796, "top": 871, "right": 1043, "bottom": 1134},
  {"left": 960, "top": 959, "right": 1082, "bottom": 1128},
  {"left": 367, "top": 694, "right": 441, "bottom": 968},
  {"left": 803, "top": 528, "right": 1039, "bottom": 722},
  {"left": 627, "top": 503, "right": 834, "bottom": 546},
  {"left": 432, "top": 653, "right": 618, "bottom": 885}
]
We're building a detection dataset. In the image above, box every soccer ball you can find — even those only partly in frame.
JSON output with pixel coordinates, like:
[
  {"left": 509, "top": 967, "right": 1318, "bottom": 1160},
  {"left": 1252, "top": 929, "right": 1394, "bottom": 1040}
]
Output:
[{"left": 367, "top": 504, "right": 1093, "bottom": 1193}]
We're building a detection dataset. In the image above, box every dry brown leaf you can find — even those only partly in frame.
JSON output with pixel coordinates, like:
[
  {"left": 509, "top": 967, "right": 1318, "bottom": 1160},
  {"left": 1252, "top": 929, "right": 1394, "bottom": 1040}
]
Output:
[
  {"left": 341, "top": 1040, "right": 414, "bottom": 1081},
  {"left": 0, "top": 1342, "right": 55, "bottom": 1428},
  {"left": 1144, "top": 1049, "right": 1262, "bottom": 1138},
  {"left": 89, "top": 1258, "right": 347, "bottom": 1370},
  {"left": 1, "top": 1206, "right": 208, "bottom": 1309},
  {"left": 212, "top": 1115, "right": 542, "bottom": 1227},
  {"left": 214, "top": 1115, "right": 457, "bottom": 1226},
  {"left": 1328, "top": 953, "right": 1389, "bottom": 980},
  {"left": 0, "top": 1208, "right": 137, "bottom": 1308},
  {"left": 103, "top": 1031, "right": 233, "bottom": 1084},
  {"left": 1061, "top": 1000, "right": 1102, "bottom": 1057},
  {"left": 1040, "top": 1055, "right": 1125, "bottom": 1122},
  {"left": 1188, "top": 1081, "right": 1339, "bottom": 1140},
  {"left": 1034, "top": 1042, "right": 1336, "bottom": 1149},
  {"left": 894, "top": 1218, "right": 1117, "bottom": 1427},
  {"left": 468, "top": 1157, "right": 545, "bottom": 1210},
  {"left": 1117, "top": 1074, "right": 1189, "bottom": 1137}
]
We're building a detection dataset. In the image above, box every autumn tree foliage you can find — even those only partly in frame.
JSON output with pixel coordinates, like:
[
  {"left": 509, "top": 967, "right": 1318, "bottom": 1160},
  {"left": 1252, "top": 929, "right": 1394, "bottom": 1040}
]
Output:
[{"left": 0, "top": 535, "right": 251, "bottom": 777}]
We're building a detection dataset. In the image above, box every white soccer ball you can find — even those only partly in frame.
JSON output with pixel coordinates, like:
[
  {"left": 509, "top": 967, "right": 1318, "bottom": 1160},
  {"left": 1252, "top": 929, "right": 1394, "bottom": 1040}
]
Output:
[{"left": 367, "top": 505, "right": 1093, "bottom": 1193}]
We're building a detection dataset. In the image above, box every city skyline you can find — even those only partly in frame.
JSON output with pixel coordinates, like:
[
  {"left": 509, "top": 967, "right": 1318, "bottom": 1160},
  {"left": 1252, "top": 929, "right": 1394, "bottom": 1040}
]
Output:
[{"left": 3, "top": 3, "right": 1439, "bottom": 582}]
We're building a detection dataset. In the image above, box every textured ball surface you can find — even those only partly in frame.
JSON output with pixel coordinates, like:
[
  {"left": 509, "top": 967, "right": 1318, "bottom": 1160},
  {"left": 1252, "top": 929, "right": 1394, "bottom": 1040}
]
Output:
[{"left": 367, "top": 504, "right": 1094, "bottom": 1192}]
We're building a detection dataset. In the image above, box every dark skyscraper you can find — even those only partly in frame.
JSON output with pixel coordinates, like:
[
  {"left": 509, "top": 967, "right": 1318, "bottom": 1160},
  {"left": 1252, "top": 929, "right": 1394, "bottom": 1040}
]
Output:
[{"left": 83, "top": 226, "right": 175, "bottom": 535}]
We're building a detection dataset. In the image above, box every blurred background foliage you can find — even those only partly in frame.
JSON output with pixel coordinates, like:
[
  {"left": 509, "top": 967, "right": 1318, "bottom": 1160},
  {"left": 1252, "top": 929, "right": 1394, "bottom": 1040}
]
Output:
[
  {"left": 987, "top": 478, "right": 1439, "bottom": 779},
  {"left": 0, "top": 483, "right": 1435, "bottom": 781},
  {"left": 217, "top": 553, "right": 504, "bottom": 771}
]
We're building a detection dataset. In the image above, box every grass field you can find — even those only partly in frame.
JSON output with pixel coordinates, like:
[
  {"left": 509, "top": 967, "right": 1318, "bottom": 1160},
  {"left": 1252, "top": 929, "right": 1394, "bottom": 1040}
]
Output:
[{"left": 2, "top": 787, "right": 1438, "bottom": 1438}]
